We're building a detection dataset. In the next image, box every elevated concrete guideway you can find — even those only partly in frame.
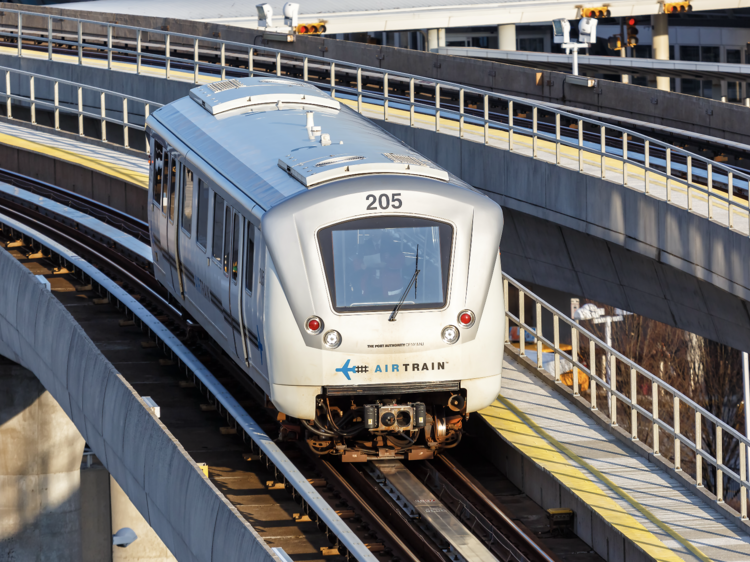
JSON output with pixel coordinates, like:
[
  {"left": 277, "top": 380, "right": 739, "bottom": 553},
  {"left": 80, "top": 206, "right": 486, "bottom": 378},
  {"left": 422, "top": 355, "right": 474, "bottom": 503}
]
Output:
[{"left": 54, "top": 0, "right": 750, "bottom": 34}]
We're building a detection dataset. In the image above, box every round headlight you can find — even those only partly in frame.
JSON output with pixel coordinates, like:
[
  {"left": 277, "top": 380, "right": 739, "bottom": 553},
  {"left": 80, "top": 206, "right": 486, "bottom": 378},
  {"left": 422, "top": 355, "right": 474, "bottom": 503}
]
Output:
[
  {"left": 323, "top": 329, "right": 342, "bottom": 349},
  {"left": 458, "top": 310, "right": 475, "bottom": 328},
  {"left": 441, "top": 325, "right": 460, "bottom": 345},
  {"left": 305, "top": 316, "right": 323, "bottom": 335}
]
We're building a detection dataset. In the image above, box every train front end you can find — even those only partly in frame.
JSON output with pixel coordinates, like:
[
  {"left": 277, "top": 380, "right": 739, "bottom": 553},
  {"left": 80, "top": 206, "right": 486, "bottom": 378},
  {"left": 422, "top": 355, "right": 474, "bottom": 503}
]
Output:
[{"left": 263, "top": 174, "right": 504, "bottom": 460}]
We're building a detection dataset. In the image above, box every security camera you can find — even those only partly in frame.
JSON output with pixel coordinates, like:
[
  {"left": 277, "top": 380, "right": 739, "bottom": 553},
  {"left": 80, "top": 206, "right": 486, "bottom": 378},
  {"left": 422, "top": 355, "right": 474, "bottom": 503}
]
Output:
[
  {"left": 256, "top": 3, "right": 273, "bottom": 27},
  {"left": 283, "top": 3, "right": 299, "bottom": 28},
  {"left": 552, "top": 18, "right": 571, "bottom": 44},
  {"left": 578, "top": 17, "right": 598, "bottom": 44},
  {"left": 112, "top": 527, "right": 138, "bottom": 548}
]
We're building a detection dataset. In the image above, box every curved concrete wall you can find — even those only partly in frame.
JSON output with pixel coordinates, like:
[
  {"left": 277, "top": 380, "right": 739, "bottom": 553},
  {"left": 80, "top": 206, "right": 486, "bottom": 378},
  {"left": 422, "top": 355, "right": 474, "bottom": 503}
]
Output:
[{"left": 0, "top": 248, "right": 278, "bottom": 562}]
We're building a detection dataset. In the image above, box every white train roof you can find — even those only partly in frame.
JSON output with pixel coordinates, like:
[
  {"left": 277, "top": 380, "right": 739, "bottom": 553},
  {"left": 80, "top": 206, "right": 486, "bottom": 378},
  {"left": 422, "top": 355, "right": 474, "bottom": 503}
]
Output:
[
  {"left": 53, "top": 0, "right": 747, "bottom": 33},
  {"left": 151, "top": 77, "right": 452, "bottom": 211}
]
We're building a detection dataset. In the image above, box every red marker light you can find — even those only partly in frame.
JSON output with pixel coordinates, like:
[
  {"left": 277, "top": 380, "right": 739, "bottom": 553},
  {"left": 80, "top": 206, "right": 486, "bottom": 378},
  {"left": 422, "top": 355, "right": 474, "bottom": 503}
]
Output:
[
  {"left": 460, "top": 313, "right": 472, "bottom": 325},
  {"left": 305, "top": 316, "right": 323, "bottom": 334},
  {"left": 458, "top": 310, "right": 475, "bottom": 328}
]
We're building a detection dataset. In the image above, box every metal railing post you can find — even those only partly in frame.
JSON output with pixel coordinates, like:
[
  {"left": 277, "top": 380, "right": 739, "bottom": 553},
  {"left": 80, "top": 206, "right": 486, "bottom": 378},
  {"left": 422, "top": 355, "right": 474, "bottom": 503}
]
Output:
[
  {"left": 107, "top": 25, "right": 112, "bottom": 70},
  {"left": 330, "top": 62, "right": 335, "bottom": 98},
  {"left": 17, "top": 14, "right": 22, "bottom": 58},
  {"left": 100, "top": 91, "right": 106, "bottom": 142},
  {"left": 384, "top": 73, "right": 389, "bottom": 121},
  {"left": 303, "top": 58, "right": 308, "bottom": 82},
  {"left": 590, "top": 340, "right": 597, "bottom": 410},
  {"left": 666, "top": 148, "right": 672, "bottom": 201},
  {"left": 716, "top": 425, "right": 723, "bottom": 502},
  {"left": 508, "top": 101, "right": 514, "bottom": 151},
  {"left": 519, "top": 290, "right": 525, "bottom": 357},
  {"left": 536, "top": 302, "right": 543, "bottom": 369},
  {"left": 409, "top": 78, "right": 414, "bottom": 127},
  {"left": 484, "top": 94, "right": 489, "bottom": 144},
  {"left": 459, "top": 88, "right": 464, "bottom": 138},
  {"left": 600, "top": 125, "right": 606, "bottom": 179},
  {"left": 532, "top": 107, "right": 537, "bottom": 158},
  {"left": 578, "top": 119, "right": 583, "bottom": 172},
  {"left": 708, "top": 163, "right": 713, "bottom": 220},
  {"left": 53, "top": 81, "right": 59, "bottom": 130},
  {"left": 503, "top": 278, "right": 509, "bottom": 344},
  {"left": 357, "top": 67, "right": 362, "bottom": 114},
  {"left": 77, "top": 21, "right": 82, "bottom": 65},
  {"left": 622, "top": 132, "right": 628, "bottom": 186},
  {"left": 165, "top": 34, "right": 171, "bottom": 79},
  {"left": 652, "top": 380, "right": 659, "bottom": 454},
  {"left": 220, "top": 43, "right": 226, "bottom": 80},
  {"left": 248, "top": 47, "right": 254, "bottom": 76},
  {"left": 687, "top": 155, "right": 693, "bottom": 211},
  {"left": 77, "top": 86, "right": 83, "bottom": 136},
  {"left": 136, "top": 30, "right": 142, "bottom": 74},
  {"left": 695, "top": 411, "right": 702, "bottom": 487},
  {"left": 674, "top": 395, "right": 681, "bottom": 470},
  {"left": 610, "top": 355, "right": 617, "bottom": 426},
  {"left": 630, "top": 367, "right": 637, "bottom": 439},
  {"left": 741, "top": 444, "right": 748, "bottom": 519},
  {"left": 276, "top": 52, "right": 281, "bottom": 76},
  {"left": 5, "top": 71, "right": 11, "bottom": 119},
  {"left": 47, "top": 16, "right": 53, "bottom": 60},
  {"left": 644, "top": 139, "right": 650, "bottom": 194},
  {"left": 123, "top": 98, "right": 129, "bottom": 148},
  {"left": 434, "top": 83, "right": 440, "bottom": 131},
  {"left": 572, "top": 329, "right": 579, "bottom": 396},
  {"left": 29, "top": 75, "right": 35, "bottom": 124},
  {"left": 555, "top": 113, "right": 560, "bottom": 164},
  {"left": 194, "top": 38, "right": 199, "bottom": 83},
  {"left": 553, "top": 313, "right": 560, "bottom": 382}
]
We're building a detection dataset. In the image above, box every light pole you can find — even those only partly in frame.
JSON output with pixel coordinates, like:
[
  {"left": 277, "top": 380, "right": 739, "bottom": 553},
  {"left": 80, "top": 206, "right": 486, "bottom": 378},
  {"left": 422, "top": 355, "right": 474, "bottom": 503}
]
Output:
[{"left": 573, "top": 303, "right": 631, "bottom": 415}]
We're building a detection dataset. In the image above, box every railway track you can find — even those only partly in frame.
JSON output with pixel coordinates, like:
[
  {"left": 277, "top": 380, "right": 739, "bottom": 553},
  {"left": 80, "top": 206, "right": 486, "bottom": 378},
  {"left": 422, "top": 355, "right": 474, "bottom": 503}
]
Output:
[{"left": 0, "top": 172, "right": 585, "bottom": 562}]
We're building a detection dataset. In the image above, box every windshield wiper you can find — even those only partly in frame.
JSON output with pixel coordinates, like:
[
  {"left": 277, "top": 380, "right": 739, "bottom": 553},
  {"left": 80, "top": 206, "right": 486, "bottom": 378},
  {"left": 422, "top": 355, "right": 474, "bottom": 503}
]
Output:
[{"left": 389, "top": 246, "right": 419, "bottom": 322}]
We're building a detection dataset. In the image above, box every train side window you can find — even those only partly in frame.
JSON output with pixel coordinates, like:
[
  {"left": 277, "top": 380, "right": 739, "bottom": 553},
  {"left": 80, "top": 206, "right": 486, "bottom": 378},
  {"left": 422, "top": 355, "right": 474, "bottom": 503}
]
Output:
[
  {"left": 167, "top": 156, "right": 177, "bottom": 221},
  {"left": 152, "top": 141, "right": 164, "bottom": 205},
  {"left": 244, "top": 223, "right": 255, "bottom": 293},
  {"left": 222, "top": 206, "right": 231, "bottom": 275},
  {"left": 196, "top": 179, "right": 209, "bottom": 251},
  {"left": 212, "top": 192, "right": 225, "bottom": 262},
  {"left": 181, "top": 166, "right": 194, "bottom": 236},
  {"left": 231, "top": 215, "right": 240, "bottom": 283}
]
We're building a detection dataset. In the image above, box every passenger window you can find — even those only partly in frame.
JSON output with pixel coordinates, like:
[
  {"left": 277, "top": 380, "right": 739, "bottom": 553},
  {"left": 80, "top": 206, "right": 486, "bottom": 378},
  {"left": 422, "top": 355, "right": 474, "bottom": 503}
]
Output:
[
  {"left": 181, "top": 166, "right": 194, "bottom": 236},
  {"left": 160, "top": 152, "right": 169, "bottom": 214},
  {"left": 223, "top": 207, "right": 231, "bottom": 275},
  {"left": 167, "top": 156, "right": 177, "bottom": 221},
  {"left": 245, "top": 223, "right": 255, "bottom": 292},
  {"left": 212, "top": 193, "right": 225, "bottom": 261},
  {"left": 152, "top": 142, "right": 163, "bottom": 204},
  {"left": 231, "top": 215, "right": 240, "bottom": 283},
  {"left": 196, "top": 179, "right": 209, "bottom": 250}
]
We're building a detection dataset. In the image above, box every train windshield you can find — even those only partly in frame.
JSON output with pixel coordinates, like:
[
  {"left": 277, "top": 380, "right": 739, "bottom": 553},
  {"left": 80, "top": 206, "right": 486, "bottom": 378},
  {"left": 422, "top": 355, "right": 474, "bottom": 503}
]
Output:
[{"left": 318, "top": 216, "right": 453, "bottom": 313}]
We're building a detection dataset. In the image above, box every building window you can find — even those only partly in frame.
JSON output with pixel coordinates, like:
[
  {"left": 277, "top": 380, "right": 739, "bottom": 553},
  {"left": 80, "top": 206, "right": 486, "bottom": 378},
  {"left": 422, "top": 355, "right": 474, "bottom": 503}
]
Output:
[
  {"left": 196, "top": 179, "right": 209, "bottom": 251},
  {"left": 181, "top": 167, "right": 194, "bottom": 236}
]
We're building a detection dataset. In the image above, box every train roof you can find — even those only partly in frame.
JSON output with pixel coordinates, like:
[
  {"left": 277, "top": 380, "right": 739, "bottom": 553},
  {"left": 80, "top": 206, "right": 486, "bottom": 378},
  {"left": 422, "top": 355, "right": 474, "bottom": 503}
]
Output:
[{"left": 150, "top": 77, "right": 455, "bottom": 212}]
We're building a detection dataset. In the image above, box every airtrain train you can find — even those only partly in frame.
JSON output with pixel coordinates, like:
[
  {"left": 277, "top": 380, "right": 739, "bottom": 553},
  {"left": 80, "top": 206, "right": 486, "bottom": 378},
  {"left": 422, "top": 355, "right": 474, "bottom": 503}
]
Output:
[{"left": 145, "top": 76, "right": 504, "bottom": 461}]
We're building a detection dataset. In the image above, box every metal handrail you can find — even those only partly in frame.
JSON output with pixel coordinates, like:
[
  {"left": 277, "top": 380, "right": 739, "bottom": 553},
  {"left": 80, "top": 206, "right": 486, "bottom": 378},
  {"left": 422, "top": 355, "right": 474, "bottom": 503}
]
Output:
[
  {"left": 0, "top": 8, "right": 747, "bottom": 235},
  {"left": 0, "top": 64, "right": 160, "bottom": 152},
  {"left": 503, "top": 272, "right": 750, "bottom": 519}
]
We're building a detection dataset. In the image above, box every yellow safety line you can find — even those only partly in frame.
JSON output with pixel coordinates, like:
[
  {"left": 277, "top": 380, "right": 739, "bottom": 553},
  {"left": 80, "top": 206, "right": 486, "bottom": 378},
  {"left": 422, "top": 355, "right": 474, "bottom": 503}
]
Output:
[
  {"left": 0, "top": 131, "right": 148, "bottom": 188},
  {"left": 482, "top": 394, "right": 712, "bottom": 562}
]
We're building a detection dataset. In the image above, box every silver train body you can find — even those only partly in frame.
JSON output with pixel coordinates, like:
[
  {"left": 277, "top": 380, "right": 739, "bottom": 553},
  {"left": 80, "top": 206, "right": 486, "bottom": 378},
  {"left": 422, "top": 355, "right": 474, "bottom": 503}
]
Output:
[{"left": 145, "top": 77, "right": 504, "bottom": 458}]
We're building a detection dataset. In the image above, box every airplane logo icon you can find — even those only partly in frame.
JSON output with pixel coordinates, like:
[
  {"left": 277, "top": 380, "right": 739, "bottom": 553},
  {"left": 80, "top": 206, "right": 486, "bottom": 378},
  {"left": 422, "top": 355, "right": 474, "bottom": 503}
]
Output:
[{"left": 336, "top": 359, "right": 356, "bottom": 380}]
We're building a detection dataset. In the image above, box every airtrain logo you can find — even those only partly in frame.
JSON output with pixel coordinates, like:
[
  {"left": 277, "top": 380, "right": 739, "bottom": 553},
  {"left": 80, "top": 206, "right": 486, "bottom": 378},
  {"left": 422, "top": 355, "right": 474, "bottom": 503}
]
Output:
[{"left": 335, "top": 359, "right": 446, "bottom": 380}]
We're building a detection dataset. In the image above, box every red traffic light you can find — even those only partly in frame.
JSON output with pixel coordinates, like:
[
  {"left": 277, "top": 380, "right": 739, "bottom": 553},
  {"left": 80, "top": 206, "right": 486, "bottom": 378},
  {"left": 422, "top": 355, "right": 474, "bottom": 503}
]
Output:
[{"left": 627, "top": 18, "right": 637, "bottom": 26}]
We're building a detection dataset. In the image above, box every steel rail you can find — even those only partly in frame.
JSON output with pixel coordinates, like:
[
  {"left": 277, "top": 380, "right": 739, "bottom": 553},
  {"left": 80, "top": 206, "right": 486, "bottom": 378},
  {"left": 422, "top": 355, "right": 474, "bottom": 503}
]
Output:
[
  {"left": 503, "top": 272, "right": 750, "bottom": 519},
  {"left": 1, "top": 9, "right": 747, "bottom": 236}
]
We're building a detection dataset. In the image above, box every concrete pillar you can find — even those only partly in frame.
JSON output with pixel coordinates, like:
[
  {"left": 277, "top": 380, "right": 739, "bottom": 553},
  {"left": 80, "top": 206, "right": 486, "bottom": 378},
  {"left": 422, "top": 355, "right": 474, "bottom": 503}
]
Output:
[
  {"left": 110, "top": 477, "right": 176, "bottom": 562},
  {"left": 0, "top": 358, "right": 85, "bottom": 561},
  {"left": 438, "top": 28, "right": 446, "bottom": 48},
  {"left": 427, "top": 28, "right": 439, "bottom": 52},
  {"left": 81, "top": 464, "right": 112, "bottom": 562},
  {"left": 652, "top": 13, "right": 670, "bottom": 91},
  {"left": 498, "top": 24, "right": 516, "bottom": 51}
]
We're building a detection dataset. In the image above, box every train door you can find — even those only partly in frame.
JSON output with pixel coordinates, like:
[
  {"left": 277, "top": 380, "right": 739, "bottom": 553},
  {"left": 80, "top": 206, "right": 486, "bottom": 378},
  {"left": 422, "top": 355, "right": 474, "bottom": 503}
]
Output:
[
  {"left": 150, "top": 141, "right": 171, "bottom": 287},
  {"left": 162, "top": 153, "right": 178, "bottom": 291},
  {"left": 252, "top": 231, "right": 267, "bottom": 375},
  {"left": 227, "top": 209, "right": 245, "bottom": 361},
  {"left": 205, "top": 191, "right": 231, "bottom": 341}
]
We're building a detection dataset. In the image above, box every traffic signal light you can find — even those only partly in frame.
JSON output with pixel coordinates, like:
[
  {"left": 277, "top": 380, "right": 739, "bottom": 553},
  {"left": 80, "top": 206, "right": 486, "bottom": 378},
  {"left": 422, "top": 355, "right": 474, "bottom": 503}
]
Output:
[
  {"left": 626, "top": 18, "right": 639, "bottom": 47},
  {"left": 607, "top": 35, "right": 623, "bottom": 51},
  {"left": 296, "top": 23, "right": 327, "bottom": 34},
  {"left": 663, "top": 1, "right": 692, "bottom": 13},
  {"left": 582, "top": 6, "right": 612, "bottom": 18}
]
